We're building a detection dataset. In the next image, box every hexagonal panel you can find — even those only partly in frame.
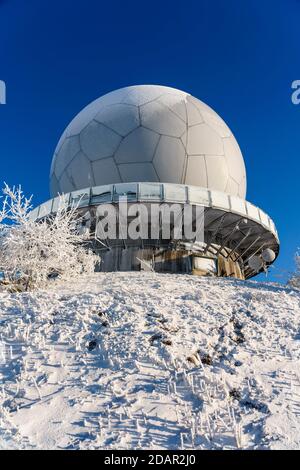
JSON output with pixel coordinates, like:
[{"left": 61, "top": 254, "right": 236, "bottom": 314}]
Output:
[
  {"left": 223, "top": 136, "right": 246, "bottom": 185},
  {"left": 121, "top": 86, "right": 163, "bottom": 106},
  {"left": 121, "top": 85, "right": 185, "bottom": 106},
  {"left": 66, "top": 99, "right": 103, "bottom": 136},
  {"left": 59, "top": 172, "right": 75, "bottom": 194},
  {"left": 187, "top": 123, "right": 224, "bottom": 156},
  {"left": 184, "top": 155, "right": 208, "bottom": 187},
  {"left": 189, "top": 97, "right": 232, "bottom": 138},
  {"left": 66, "top": 151, "right": 95, "bottom": 189},
  {"left": 118, "top": 163, "right": 159, "bottom": 182},
  {"left": 50, "top": 174, "right": 60, "bottom": 197},
  {"left": 238, "top": 176, "right": 247, "bottom": 198},
  {"left": 140, "top": 101, "right": 186, "bottom": 137},
  {"left": 186, "top": 100, "right": 203, "bottom": 126},
  {"left": 94, "top": 104, "right": 140, "bottom": 137},
  {"left": 50, "top": 154, "right": 56, "bottom": 177},
  {"left": 96, "top": 87, "right": 132, "bottom": 107},
  {"left": 202, "top": 109, "right": 231, "bottom": 138},
  {"left": 153, "top": 136, "right": 186, "bottom": 183},
  {"left": 92, "top": 158, "right": 121, "bottom": 185},
  {"left": 205, "top": 155, "right": 229, "bottom": 192},
  {"left": 225, "top": 177, "right": 239, "bottom": 196},
  {"left": 186, "top": 96, "right": 205, "bottom": 118},
  {"left": 114, "top": 127, "right": 160, "bottom": 164},
  {"left": 55, "top": 135, "right": 81, "bottom": 179},
  {"left": 157, "top": 94, "right": 187, "bottom": 122},
  {"left": 181, "top": 131, "right": 188, "bottom": 149},
  {"left": 53, "top": 129, "right": 68, "bottom": 155},
  {"left": 50, "top": 85, "right": 247, "bottom": 197},
  {"left": 80, "top": 120, "right": 122, "bottom": 161}
]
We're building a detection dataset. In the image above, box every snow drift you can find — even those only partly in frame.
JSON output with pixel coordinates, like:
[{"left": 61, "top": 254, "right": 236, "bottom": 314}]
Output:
[{"left": 0, "top": 272, "right": 300, "bottom": 450}]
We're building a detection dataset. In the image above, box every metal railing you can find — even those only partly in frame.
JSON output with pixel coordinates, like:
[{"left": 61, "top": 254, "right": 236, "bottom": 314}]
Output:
[{"left": 29, "top": 183, "right": 279, "bottom": 241}]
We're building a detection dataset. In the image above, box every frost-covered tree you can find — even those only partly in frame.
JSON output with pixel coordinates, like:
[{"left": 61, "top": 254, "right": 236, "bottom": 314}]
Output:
[
  {"left": 289, "top": 251, "right": 300, "bottom": 289},
  {"left": 0, "top": 184, "right": 98, "bottom": 290}
]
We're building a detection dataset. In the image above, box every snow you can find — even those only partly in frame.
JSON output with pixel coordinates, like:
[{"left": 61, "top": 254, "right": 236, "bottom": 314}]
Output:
[
  {"left": 0, "top": 185, "right": 98, "bottom": 290},
  {"left": 0, "top": 272, "right": 300, "bottom": 450}
]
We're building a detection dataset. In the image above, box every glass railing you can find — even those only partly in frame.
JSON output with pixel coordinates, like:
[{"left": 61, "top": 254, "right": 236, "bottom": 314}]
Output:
[{"left": 29, "top": 182, "right": 279, "bottom": 239}]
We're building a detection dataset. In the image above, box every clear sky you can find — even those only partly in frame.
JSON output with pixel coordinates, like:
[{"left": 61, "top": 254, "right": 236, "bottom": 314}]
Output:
[{"left": 0, "top": 0, "right": 299, "bottom": 283}]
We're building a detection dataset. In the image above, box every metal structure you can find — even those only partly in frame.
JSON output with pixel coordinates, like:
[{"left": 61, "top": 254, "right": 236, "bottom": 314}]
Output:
[
  {"left": 31, "top": 85, "right": 279, "bottom": 279},
  {"left": 30, "top": 182, "right": 279, "bottom": 279}
]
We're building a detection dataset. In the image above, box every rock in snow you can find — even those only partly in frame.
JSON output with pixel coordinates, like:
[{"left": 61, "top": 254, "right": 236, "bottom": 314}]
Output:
[{"left": 0, "top": 272, "right": 299, "bottom": 450}]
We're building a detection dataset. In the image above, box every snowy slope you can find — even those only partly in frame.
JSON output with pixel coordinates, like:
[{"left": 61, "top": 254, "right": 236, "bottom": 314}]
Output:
[{"left": 0, "top": 272, "right": 300, "bottom": 450}]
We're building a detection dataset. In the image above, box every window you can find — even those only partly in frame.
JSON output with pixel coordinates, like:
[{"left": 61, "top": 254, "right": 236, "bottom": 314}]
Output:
[
  {"left": 113, "top": 183, "right": 138, "bottom": 202},
  {"left": 70, "top": 189, "right": 90, "bottom": 208},
  {"left": 91, "top": 185, "right": 112, "bottom": 204},
  {"left": 163, "top": 184, "right": 187, "bottom": 203},
  {"left": 139, "top": 183, "right": 162, "bottom": 201}
]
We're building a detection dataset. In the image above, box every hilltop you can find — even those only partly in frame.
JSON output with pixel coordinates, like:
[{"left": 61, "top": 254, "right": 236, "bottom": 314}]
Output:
[{"left": 0, "top": 272, "right": 299, "bottom": 450}]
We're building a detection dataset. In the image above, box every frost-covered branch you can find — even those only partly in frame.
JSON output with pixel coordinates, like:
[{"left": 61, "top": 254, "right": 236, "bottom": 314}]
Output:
[
  {"left": 2, "top": 183, "right": 33, "bottom": 224},
  {"left": 289, "top": 251, "right": 300, "bottom": 289},
  {"left": 0, "top": 184, "right": 98, "bottom": 290}
]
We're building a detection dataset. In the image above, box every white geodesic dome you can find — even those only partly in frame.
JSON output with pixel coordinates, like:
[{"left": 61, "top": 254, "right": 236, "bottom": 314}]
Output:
[{"left": 50, "top": 85, "right": 247, "bottom": 198}]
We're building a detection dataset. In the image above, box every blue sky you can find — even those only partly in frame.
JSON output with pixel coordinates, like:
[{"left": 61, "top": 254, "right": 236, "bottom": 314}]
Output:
[{"left": 0, "top": 0, "right": 299, "bottom": 282}]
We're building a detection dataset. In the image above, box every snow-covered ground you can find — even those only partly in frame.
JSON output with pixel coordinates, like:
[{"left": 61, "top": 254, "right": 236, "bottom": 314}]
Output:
[{"left": 0, "top": 272, "right": 300, "bottom": 450}]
